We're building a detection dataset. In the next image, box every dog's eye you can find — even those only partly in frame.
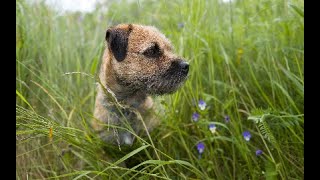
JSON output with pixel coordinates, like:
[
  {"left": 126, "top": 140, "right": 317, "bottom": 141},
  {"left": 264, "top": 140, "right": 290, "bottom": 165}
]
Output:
[{"left": 143, "top": 43, "right": 162, "bottom": 58}]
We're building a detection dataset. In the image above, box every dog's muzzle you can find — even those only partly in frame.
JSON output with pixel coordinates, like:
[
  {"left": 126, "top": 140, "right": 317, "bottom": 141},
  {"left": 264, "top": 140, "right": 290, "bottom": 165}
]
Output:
[{"left": 166, "top": 60, "right": 189, "bottom": 78}]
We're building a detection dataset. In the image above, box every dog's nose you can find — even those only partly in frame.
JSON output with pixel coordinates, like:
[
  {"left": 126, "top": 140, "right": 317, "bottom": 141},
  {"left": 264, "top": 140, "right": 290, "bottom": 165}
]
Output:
[{"left": 179, "top": 61, "right": 189, "bottom": 74}]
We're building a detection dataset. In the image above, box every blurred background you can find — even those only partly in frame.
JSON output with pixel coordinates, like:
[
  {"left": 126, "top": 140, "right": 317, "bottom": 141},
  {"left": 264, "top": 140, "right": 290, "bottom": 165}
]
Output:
[{"left": 16, "top": 0, "right": 304, "bottom": 179}]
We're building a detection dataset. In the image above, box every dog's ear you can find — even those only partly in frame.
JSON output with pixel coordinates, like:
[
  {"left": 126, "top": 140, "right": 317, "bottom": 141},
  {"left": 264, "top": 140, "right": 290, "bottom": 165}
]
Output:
[{"left": 106, "top": 25, "right": 133, "bottom": 62}]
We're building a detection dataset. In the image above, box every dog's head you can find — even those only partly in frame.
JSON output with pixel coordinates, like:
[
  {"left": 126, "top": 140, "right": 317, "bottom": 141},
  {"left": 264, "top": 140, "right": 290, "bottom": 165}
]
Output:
[{"left": 105, "top": 24, "right": 189, "bottom": 95}]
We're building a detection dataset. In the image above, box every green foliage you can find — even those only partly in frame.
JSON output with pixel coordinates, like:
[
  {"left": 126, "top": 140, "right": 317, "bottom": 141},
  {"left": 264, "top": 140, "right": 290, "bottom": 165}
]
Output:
[{"left": 16, "top": 0, "right": 304, "bottom": 179}]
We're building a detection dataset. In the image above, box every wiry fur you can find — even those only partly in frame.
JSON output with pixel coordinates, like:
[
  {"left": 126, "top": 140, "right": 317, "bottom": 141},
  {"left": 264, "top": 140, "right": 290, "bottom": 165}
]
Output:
[{"left": 92, "top": 24, "right": 189, "bottom": 145}]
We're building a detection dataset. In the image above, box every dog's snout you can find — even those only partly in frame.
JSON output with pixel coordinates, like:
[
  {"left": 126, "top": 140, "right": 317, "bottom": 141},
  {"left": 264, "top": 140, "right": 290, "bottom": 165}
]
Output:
[
  {"left": 179, "top": 61, "right": 189, "bottom": 74},
  {"left": 171, "top": 60, "right": 189, "bottom": 75}
]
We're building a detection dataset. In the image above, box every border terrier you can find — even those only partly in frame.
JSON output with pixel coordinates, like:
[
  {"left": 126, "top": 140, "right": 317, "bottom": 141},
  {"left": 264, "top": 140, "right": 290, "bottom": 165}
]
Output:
[{"left": 92, "top": 24, "right": 189, "bottom": 146}]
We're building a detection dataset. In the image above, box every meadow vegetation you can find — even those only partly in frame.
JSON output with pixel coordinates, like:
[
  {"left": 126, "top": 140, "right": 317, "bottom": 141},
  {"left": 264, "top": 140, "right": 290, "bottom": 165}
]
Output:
[{"left": 16, "top": 0, "right": 304, "bottom": 179}]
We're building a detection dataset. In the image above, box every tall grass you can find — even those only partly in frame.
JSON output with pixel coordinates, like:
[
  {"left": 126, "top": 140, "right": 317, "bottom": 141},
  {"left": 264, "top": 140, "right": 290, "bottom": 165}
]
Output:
[{"left": 16, "top": 0, "right": 304, "bottom": 179}]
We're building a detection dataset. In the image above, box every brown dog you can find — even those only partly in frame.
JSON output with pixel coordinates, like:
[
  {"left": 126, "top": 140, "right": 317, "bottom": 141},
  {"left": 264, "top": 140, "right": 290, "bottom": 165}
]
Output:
[{"left": 92, "top": 24, "right": 189, "bottom": 146}]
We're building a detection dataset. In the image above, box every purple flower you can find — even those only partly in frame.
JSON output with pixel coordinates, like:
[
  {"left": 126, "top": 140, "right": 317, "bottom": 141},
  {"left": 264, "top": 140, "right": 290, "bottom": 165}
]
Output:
[
  {"left": 192, "top": 112, "right": 200, "bottom": 122},
  {"left": 197, "top": 142, "right": 205, "bottom": 154},
  {"left": 198, "top": 100, "right": 206, "bottom": 110},
  {"left": 224, "top": 115, "right": 230, "bottom": 123},
  {"left": 177, "top": 22, "right": 185, "bottom": 29},
  {"left": 243, "top": 131, "right": 251, "bottom": 141},
  {"left": 196, "top": 142, "right": 205, "bottom": 159},
  {"left": 78, "top": 15, "right": 84, "bottom": 23},
  {"left": 208, "top": 123, "right": 217, "bottom": 134},
  {"left": 256, "top": 149, "right": 263, "bottom": 156}
]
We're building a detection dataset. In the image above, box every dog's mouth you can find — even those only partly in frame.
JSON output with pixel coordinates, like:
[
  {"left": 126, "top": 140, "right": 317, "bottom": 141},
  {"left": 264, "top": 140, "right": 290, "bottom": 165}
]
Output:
[
  {"left": 147, "top": 78, "right": 188, "bottom": 95},
  {"left": 145, "top": 65, "right": 189, "bottom": 95}
]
